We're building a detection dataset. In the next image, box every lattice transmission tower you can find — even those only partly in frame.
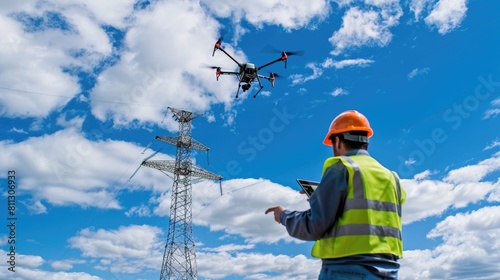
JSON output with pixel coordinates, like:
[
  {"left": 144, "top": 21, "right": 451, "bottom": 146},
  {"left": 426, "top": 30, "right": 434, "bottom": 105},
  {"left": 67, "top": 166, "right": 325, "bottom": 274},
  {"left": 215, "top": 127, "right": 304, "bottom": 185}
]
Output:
[{"left": 141, "top": 107, "right": 222, "bottom": 280}]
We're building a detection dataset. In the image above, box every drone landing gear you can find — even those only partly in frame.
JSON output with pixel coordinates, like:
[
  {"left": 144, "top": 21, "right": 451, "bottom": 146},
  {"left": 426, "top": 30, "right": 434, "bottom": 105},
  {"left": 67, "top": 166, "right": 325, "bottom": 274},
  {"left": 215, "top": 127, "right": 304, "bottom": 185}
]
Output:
[
  {"left": 236, "top": 83, "right": 251, "bottom": 98},
  {"left": 253, "top": 85, "right": 264, "bottom": 98}
]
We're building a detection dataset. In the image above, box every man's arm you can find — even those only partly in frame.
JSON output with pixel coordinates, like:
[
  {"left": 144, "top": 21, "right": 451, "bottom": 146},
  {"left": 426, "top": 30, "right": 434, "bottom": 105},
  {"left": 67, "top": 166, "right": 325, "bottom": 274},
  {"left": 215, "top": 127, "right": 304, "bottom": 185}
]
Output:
[{"left": 280, "top": 161, "right": 348, "bottom": 241}]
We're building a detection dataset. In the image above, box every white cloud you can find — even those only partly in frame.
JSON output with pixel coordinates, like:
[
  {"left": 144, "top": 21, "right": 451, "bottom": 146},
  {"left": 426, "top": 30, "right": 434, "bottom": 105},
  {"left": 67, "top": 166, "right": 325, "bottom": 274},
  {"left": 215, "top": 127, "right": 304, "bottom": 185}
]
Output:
[
  {"left": 483, "top": 98, "right": 500, "bottom": 120},
  {"left": 0, "top": 14, "right": 80, "bottom": 118},
  {"left": 56, "top": 113, "right": 85, "bottom": 130},
  {"left": 290, "top": 63, "right": 324, "bottom": 85},
  {"left": 0, "top": 0, "right": 138, "bottom": 118},
  {"left": 330, "top": 88, "right": 349, "bottom": 97},
  {"left": 125, "top": 204, "right": 152, "bottom": 217},
  {"left": 0, "top": 128, "right": 173, "bottom": 211},
  {"left": 402, "top": 153, "right": 500, "bottom": 224},
  {"left": 9, "top": 127, "right": 28, "bottom": 134},
  {"left": 329, "top": 5, "right": 402, "bottom": 55},
  {"left": 61, "top": 0, "right": 136, "bottom": 28},
  {"left": 332, "top": 0, "right": 356, "bottom": 8},
  {"left": 322, "top": 57, "right": 375, "bottom": 69},
  {"left": 409, "top": 0, "right": 436, "bottom": 21},
  {"left": 201, "top": 0, "right": 330, "bottom": 30},
  {"left": 484, "top": 138, "right": 500, "bottom": 151},
  {"left": 0, "top": 249, "right": 102, "bottom": 280},
  {"left": 188, "top": 178, "right": 310, "bottom": 244},
  {"left": 69, "top": 224, "right": 163, "bottom": 259},
  {"left": 51, "top": 261, "right": 73, "bottom": 271},
  {"left": 50, "top": 259, "right": 86, "bottom": 271},
  {"left": 425, "top": 0, "right": 468, "bottom": 34},
  {"left": 291, "top": 58, "right": 374, "bottom": 85},
  {"left": 201, "top": 243, "right": 255, "bottom": 253},
  {"left": 197, "top": 252, "right": 321, "bottom": 280},
  {"left": 401, "top": 206, "right": 500, "bottom": 280},
  {"left": 67, "top": 224, "right": 165, "bottom": 275},
  {"left": 408, "top": 67, "right": 430, "bottom": 80},
  {"left": 413, "top": 169, "right": 434, "bottom": 180},
  {"left": 444, "top": 152, "right": 500, "bottom": 183},
  {"left": 405, "top": 158, "right": 417, "bottom": 166},
  {"left": 90, "top": 0, "right": 240, "bottom": 128}
]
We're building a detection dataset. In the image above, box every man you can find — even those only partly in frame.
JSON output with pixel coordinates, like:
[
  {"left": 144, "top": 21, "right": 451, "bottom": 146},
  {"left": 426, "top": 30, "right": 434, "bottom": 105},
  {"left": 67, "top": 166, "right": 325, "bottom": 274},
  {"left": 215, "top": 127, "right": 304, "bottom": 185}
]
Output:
[{"left": 266, "top": 110, "right": 406, "bottom": 279}]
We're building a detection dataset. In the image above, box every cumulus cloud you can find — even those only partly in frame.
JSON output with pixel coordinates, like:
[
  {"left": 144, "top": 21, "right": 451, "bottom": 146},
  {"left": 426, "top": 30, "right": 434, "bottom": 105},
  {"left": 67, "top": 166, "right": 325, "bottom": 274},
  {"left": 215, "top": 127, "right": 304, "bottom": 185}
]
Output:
[
  {"left": 444, "top": 152, "right": 500, "bottom": 184},
  {"left": 0, "top": 14, "right": 80, "bottom": 118},
  {"left": 197, "top": 252, "right": 321, "bottom": 279},
  {"left": 90, "top": 0, "right": 240, "bottom": 129},
  {"left": 0, "top": 250, "right": 101, "bottom": 280},
  {"left": 50, "top": 259, "right": 86, "bottom": 271},
  {"left": 400, "top": 206, "right": 500, "bottom": 279},
  {"left": 186, "top": 178, "right": 310, "bottom": 244},
  {"left": 0, "top": 127, "right": 173, "bottom": 212},
  {"left": 201, "top": 0, "right": 330, "bottom": 31},
  {"left": 0, "top": 0, "right": 138, "bottom": 118},
  {"left": 424, "top": 0, "right": 468, "bottom": 34},
  {"left": 402, "top": 152, "right": 500, "bottom": 224},
  {"left": 69, "top": 224, "right": 163, "bottom": 259},
  {"left": 329, "top": 4, "right": 402, "bottom": 55},
  {"left": 409, "top": 0, "right": 436, "bottom": 21}
]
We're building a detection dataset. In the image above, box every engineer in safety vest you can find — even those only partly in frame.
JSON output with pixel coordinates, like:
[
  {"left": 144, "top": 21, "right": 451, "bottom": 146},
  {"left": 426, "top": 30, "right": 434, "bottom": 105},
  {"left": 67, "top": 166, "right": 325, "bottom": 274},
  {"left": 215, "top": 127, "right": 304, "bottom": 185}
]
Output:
[{"left": 266, "top": 110, "right": 406, "bottom": 280}]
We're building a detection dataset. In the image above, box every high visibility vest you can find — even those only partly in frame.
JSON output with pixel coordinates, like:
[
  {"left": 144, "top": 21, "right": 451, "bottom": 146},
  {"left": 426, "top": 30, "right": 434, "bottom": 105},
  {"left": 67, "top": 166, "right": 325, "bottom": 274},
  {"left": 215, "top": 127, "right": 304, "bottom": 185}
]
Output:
[{"left": 311, "top": 154, "right": 405, "bottom": 259}]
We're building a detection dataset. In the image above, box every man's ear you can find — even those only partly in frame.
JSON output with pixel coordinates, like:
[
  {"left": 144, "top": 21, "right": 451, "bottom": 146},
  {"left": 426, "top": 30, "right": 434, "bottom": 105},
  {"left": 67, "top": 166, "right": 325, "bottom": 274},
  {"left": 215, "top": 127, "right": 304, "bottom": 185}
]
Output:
[{"left": 332, "top": 136, "right": 339, "bottom": 149}]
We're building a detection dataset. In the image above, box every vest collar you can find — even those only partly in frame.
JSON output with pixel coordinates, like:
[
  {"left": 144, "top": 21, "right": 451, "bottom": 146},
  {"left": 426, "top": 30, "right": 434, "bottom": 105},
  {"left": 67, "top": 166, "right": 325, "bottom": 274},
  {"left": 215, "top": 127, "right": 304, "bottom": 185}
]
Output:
[{"left": 345, "top": 149, "right": 370, "bottom": 157}]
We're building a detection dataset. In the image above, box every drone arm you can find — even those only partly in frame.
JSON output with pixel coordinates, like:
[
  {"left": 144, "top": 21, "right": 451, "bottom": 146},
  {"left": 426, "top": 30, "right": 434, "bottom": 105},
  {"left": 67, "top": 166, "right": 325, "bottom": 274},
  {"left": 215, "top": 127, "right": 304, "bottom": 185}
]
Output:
[
  {"left": 257, "top": 58, "right": 283, "bottom": 71},
  {"left": 258, "top": 74, "right": 275, "bottom": 87},
  {"left": 216, "top": 47, "right": 242, "bottom": 67},
  {"left": 218, "top": 71, "right": 239, "bottom": 75},
  {"left": 215, "top": 70, "right": 239, "bottom": 81}
]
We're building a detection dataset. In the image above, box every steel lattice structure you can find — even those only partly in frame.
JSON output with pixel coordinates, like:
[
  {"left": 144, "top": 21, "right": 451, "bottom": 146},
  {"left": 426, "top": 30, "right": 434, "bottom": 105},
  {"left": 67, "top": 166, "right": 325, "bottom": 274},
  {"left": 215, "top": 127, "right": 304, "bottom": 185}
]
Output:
[{"left": 142, "top": 107, "right": 222, "bottom": 280}]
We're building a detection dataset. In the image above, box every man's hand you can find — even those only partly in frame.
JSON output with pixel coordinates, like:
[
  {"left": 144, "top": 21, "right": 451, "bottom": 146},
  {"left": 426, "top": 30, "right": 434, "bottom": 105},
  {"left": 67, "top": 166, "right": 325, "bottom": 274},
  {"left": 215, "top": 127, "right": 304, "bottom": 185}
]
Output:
[{"left": 265, "top": 206, "right": 285, "bottom": 224}]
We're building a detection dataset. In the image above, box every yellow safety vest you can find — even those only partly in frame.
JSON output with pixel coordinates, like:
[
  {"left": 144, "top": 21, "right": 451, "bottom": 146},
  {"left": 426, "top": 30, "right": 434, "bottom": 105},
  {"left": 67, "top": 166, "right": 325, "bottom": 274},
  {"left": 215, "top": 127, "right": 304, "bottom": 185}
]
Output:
[{"left": 311, "top": 154, "right": 405, "bottom": 259}]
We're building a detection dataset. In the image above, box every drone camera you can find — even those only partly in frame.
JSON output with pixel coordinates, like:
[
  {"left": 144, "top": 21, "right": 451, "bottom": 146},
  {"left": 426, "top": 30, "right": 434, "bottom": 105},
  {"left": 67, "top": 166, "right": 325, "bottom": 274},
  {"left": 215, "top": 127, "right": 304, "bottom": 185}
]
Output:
[{"left": 242, "top": 84, "right": 251, "bottom": 91}]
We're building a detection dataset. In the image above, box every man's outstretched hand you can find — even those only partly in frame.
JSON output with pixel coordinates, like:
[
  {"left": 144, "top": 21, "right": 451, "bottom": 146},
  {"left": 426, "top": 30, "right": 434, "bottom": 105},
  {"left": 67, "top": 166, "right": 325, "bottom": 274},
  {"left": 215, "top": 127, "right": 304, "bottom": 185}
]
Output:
[{"left": 265, "top": 206, "right": 285, "bottom": 224}]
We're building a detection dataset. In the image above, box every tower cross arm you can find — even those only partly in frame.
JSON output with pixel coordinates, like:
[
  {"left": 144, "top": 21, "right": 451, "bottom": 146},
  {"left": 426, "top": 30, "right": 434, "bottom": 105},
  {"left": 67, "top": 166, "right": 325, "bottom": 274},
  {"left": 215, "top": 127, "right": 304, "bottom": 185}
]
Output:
[
  {"left": 190, "top": 165, "right": 223, "bottom": 181},
  {"left": 141, "top": 159, "right": 176, "bottom": 173},
  {"left": 155, "top": 136, "right": 210, "bottom": 151},
  {"left": 189, "top": 138, "right": 210, "bottom": 151},
  {"left": 141, "top": 160, "right": 222, "bottom": 181}
]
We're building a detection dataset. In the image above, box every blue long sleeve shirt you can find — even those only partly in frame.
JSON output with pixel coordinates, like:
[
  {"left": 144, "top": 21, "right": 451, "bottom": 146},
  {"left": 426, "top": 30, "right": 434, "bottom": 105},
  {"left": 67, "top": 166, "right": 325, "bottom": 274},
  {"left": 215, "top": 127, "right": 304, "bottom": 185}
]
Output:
[{"left": 280, "top": 149, "right": 400, "bottom": 279}]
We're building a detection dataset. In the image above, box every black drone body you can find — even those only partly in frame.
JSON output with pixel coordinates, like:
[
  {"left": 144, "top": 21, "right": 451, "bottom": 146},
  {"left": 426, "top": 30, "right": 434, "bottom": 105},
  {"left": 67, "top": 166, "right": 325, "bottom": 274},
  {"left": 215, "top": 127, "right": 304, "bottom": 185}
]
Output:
[{"left": 211, "top": 38, "right": 299, "bottom": 98}]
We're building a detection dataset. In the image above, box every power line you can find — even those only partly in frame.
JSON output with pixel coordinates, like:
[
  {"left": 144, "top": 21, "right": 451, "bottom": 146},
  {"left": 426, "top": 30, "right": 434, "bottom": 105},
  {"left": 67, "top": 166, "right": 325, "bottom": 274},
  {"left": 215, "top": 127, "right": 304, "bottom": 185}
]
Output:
[{"left": 0, "top": 85, "right": 164, "bottom": 108}]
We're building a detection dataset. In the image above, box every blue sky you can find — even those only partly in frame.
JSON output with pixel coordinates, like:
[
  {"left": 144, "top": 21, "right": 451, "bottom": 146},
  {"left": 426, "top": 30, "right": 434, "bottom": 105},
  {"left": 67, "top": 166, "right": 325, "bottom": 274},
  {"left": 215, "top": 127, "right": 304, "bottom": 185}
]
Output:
[{"left": 1, "top": 0, "right": 499, "bottom": 279}]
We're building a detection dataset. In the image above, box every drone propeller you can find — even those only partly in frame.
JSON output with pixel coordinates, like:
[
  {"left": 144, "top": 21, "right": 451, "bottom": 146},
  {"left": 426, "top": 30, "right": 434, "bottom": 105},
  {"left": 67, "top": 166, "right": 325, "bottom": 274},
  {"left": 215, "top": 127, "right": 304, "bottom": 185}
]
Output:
[
  {"left": 258, "top": 45, "right": 305, "bottom": 69},
  {"left": 213, "top": 37, "right": 224, "bottom": 56},
  {"left": 201, "top": 64, "right": 224, "bottom": 80},
  {"left": 283, "top": 50, "right": 305, "bottom": 56},
  {"left": 201, "top": 65, "right": 222, "bottom": 69},
  {"left": 262, "top": 45, "right": 305, "bottom": 56},
  {"left": 268, "top": 72, "right": 281, "bottom": 87}
]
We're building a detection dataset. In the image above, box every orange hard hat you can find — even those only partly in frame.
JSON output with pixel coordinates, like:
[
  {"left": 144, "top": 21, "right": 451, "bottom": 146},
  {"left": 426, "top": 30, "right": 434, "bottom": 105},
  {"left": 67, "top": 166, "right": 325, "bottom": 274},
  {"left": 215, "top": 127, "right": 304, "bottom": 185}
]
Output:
[{"left": 323, "top": 110, "right": 373, "bottom": 146}]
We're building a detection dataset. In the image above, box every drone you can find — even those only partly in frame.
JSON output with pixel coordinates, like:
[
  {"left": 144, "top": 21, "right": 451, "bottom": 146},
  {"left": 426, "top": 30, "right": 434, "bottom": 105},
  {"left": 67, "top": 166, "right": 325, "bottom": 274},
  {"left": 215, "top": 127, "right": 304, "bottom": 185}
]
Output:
[{"left": 210, "top": 38, "right": 301, "bottom": 98}]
